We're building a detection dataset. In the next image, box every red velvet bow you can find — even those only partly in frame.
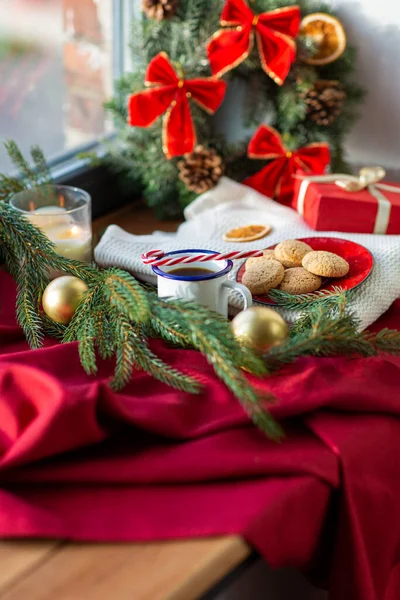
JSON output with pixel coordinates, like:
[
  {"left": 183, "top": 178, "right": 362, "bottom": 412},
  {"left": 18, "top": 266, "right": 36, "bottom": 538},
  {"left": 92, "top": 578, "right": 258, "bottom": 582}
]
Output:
[
  {"left": 128, "top": 52, "right": 227, "bottom": 159},
  {"left": 244, "top": 125, "right": 330, "bottom": 205},
  {"left": 207, "top": 0, "right": 300, "bottom": 84}
]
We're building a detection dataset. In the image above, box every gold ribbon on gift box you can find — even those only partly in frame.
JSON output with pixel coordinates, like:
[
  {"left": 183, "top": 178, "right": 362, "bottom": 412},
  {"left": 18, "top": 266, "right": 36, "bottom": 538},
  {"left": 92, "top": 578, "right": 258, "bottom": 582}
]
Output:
[{"left": 296, "top": 167, "right": 400, "bottom": 234}]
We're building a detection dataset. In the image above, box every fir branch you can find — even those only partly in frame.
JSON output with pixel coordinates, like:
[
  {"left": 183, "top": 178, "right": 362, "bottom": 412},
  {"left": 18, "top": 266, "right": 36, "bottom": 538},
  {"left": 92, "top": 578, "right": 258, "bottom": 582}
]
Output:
[
  {"left": 63, "top": 278, "right": 105, "bottom": 344},
  {"left": 30, "top": 145, "right": 52, "bottom": 185},
  {"left": 42, "top": 314, "right": 66, "bottom": 339},
  {"left": 78, "top": 318, "right": 97, "bottom": 375},
  {"left": 113, "top": 314, "right": 136, "bottom": 389},
  {"left": 264, "top": 308, "right": 363, "bottom": 370},
  {"left": 290, "top": 290, "right": 355, "bottom": 337},
  {"left": 268, "top": 287, "right": 348, "bottom": 310},
  {"left": 150, "top": 312, "right": 193, "bottom": 347},
  {"left": 128, "top": 326, "right": 201, "bottom": 394},
  {"left": 110, "top": 315, "right": 200, "bottom": 393},
  {"left": 362, "top": 329, "right": 400, "bottom": 356},
  {"left": 93, "top": 312, "right": 116, "bottom": 359},
  {"left": 0, "top": 174, "right": 25, "bottom": 203},
  {"left": 103, "top": 268, "right": 150, "bottom": 323},
  {"left": 14, "top": 262, "right": 44, "bottom": 348},
  {"left": 3, "top": 140, "right": 40, "bottom": 186},
  {"left": 276, "top": 85, "right": 308, "bottom": 134},
  {"left": 194, "top": 326, "right": 282, "bottom": 439}
]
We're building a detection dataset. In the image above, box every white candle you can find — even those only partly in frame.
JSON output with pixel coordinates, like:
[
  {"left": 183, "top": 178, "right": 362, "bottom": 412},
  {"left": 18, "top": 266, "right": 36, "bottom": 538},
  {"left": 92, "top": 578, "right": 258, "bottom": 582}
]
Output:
[
  {"left": 27, "top": 205, "right": 69, "bottom": 229},
  {"left": 47, "top": 224, "right": 92, "bottom": 263},
  {"left": 27, "top": 207, "right": 92, "bottom": 264}
]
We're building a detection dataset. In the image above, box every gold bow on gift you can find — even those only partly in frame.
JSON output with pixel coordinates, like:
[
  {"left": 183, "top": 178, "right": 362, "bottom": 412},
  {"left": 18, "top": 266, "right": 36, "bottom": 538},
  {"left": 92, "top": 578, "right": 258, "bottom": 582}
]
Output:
[{"left": 335, "top": 166, "right": 386, "bottom": 192}]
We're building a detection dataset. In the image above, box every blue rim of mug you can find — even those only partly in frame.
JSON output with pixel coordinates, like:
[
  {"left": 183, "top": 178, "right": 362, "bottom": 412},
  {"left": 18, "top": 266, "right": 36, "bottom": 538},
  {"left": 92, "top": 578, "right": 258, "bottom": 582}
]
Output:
[{"left": 152, "top": 249, "right": 233, "bottom": 281}]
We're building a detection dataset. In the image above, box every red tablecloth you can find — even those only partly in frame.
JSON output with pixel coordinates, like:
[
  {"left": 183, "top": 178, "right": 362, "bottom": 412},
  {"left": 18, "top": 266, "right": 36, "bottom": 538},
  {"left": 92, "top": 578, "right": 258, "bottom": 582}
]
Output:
[{"left": 1, "top": 271, "right": 400, "bottom": 600}]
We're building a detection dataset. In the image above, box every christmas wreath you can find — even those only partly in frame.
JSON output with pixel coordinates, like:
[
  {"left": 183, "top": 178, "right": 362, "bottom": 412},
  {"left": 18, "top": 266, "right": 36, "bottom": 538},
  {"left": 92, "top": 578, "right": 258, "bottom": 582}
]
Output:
[{"left": 105, "top": 0, "right": 365, "bottom": 217}]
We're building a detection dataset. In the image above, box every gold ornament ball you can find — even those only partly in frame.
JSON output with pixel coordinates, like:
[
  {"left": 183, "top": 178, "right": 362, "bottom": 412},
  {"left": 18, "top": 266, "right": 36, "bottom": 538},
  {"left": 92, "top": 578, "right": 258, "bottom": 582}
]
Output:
[
  {"left": 42, "top": 276, "right": 88, "bottom": 325},
  {"left": 231, "top": 306, "right": 289, "bottom": 352}
]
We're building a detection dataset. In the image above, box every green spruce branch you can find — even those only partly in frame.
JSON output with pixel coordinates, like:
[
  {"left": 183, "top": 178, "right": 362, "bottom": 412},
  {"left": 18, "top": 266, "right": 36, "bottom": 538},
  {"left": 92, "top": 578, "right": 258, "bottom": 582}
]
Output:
[{"left": 268, "top": 287, "right": 349, "bottom": 311}]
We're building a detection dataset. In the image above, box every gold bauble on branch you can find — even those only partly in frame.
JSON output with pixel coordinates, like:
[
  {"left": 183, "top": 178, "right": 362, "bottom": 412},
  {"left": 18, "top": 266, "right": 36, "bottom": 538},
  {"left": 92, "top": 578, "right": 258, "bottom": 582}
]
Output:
[
  {"left": 231, "top": 307, "right": 289, "bottom": 352},
  {"left": 42, "top": 276, "right": 88, "bottom": 325}
]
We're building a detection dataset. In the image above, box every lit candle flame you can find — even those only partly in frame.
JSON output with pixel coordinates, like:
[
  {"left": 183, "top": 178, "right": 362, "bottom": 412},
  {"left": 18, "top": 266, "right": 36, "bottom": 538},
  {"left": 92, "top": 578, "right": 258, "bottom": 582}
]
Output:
[
  {"left": 59, "top": 195, "right": 65, "bottom": 208},
  {"left": 29, "top": 201, "right": 35, "bottom": 211}
]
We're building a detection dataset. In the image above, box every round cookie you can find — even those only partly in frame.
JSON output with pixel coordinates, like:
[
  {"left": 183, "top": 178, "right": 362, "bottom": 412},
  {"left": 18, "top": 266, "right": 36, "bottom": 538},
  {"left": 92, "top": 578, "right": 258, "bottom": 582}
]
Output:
[
  {"left": 274, "top": 239, "right": 313, "bottom": 268},
  {"left": 279, "top": 267, "right": 322, "bottom": 295},
  {"left": 245, "top": 249, "right": 276, "bottom": 270},
  {"left": 302, "top": 251, "right": 349, "bottom": 278},
  {"left": 242, "top": 259, "right": 284, "bottom": 295}
]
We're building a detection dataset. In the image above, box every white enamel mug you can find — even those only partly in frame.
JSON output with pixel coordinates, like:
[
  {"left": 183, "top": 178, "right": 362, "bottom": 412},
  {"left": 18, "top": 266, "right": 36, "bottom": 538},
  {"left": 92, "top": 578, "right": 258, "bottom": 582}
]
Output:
[{"left": 152, "top": 249, "right": 252, "bottom": 316}]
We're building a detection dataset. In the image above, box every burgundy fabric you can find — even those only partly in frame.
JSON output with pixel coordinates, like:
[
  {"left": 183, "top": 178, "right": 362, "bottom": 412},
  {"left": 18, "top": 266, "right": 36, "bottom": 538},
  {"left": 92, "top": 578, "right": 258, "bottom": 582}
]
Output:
[{"left": 1, "top": 271, "right": 400, "bottom": 599}]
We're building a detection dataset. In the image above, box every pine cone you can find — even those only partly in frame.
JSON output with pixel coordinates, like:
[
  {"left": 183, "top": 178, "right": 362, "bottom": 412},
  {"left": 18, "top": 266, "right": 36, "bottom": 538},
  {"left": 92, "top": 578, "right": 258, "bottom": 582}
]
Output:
[
  {"left": 304, "top": 80, "right": 346, "bottom": 126},
  {"left": 141, "top": 0, "right": 178, "bottom": 21},
  {"left": 178, "top": 146, "right": 224, "bottom": 194}
]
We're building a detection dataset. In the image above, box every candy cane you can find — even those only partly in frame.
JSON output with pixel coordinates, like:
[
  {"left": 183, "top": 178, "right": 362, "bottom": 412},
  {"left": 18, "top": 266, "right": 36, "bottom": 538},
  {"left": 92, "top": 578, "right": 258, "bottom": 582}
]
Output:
[{"left": 141, "top": 249, "right": 265, "bottom": 267}]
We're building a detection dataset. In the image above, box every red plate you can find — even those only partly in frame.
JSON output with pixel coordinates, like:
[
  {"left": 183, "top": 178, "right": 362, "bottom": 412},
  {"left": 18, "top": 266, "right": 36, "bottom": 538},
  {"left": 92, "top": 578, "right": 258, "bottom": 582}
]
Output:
[{"left": 236, "top": 237, "right": 374, "bottom": 306}]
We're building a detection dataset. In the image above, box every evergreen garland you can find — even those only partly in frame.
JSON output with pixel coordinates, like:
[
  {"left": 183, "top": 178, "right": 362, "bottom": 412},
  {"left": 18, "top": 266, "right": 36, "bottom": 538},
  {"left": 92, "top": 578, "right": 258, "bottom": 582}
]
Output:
[
  {"left": 2, "top": 145, "right": 400, "bottom": 441},
  {"left": 102, "top": 0, "right": 365, "bottom": 217}
]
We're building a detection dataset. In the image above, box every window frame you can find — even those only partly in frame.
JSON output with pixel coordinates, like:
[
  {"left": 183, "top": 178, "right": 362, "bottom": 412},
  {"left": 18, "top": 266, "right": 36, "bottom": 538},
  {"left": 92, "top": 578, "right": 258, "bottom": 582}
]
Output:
[
  {"left": 2, "top": 0, "right": 137, "bottom": 219},
  {"left": 48, "top": 0, "right": 136, "bottom": 218},
  {"left": 48, "top": 0, "right": 131, "bottom": 178}
]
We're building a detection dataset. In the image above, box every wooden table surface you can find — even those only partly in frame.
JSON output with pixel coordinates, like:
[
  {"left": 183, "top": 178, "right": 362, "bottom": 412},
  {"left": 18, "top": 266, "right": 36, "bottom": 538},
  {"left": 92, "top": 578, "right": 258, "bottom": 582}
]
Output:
[{"left": 0, "top": 204, "right": 251, "bottom": 600}]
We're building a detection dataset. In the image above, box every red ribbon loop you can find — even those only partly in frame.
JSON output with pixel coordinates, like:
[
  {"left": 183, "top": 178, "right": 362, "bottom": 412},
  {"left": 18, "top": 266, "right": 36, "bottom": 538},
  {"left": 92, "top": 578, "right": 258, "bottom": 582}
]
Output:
[
  {"left": 207, "top": 0, "right": 301, "bottom": 84},
  {"left": 128, "top": 52, "right": 227, "bottom": 159},
  {"left": 244, "top": 125, "right": 331, "bottom": 205}
]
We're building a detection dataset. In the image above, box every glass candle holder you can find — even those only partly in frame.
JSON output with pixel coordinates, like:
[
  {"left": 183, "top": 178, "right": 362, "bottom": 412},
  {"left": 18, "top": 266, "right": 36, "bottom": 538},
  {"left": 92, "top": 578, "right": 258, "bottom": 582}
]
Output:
[{"left": 10, "top": 185, "right": 92, "bottom": 265}]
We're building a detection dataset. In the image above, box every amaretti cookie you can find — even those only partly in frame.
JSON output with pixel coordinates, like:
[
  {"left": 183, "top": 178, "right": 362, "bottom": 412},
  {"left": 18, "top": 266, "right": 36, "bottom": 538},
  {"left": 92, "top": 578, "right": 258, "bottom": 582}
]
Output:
[
  {"left": 245, "top": 249, "right": 276, "bottom": 270},
  {"left": 274, "top": 239, "right": 312, "bottom": 268},
  {"left": 279, "top": 267, "right": 322, "bottom": 295},
  {"left": 302, "top": 251, "right": 350, "bottom": 278},
  {"left": 242, "top": 259, "right": 284, "bottom": 295}
]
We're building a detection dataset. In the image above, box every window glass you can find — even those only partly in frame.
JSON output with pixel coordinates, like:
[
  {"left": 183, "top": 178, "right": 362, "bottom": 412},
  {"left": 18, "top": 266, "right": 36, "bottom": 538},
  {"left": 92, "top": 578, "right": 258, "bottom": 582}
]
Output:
[{"left": 0, "top": 0, "right": 115, "bottom": 172}]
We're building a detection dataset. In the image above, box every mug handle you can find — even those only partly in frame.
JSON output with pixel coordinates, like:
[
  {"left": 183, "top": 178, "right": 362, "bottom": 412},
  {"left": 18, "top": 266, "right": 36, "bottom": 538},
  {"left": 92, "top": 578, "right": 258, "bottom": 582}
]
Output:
[{"left": 221, "top": 280, "right": 253, "bottom": 310}]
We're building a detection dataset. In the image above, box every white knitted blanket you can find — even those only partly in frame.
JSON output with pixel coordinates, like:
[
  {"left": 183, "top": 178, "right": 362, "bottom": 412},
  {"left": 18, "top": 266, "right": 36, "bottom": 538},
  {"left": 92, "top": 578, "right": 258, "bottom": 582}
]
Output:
[{"left": 95, "top": 177, "right": 400, "bottom": 331}]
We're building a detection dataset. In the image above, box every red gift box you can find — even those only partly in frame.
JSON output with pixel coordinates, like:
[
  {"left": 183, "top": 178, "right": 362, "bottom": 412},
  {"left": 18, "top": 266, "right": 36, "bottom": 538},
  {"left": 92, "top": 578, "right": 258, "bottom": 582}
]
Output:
[{"left": 292, "top": 174, "right": 400, "bottom": 234}]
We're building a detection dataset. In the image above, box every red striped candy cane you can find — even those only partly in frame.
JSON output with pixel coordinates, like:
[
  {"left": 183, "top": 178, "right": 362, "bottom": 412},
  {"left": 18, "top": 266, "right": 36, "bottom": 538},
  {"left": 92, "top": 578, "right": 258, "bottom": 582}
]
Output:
[{"left": 141, "top": 249, "right": 265, "bottom": 267}]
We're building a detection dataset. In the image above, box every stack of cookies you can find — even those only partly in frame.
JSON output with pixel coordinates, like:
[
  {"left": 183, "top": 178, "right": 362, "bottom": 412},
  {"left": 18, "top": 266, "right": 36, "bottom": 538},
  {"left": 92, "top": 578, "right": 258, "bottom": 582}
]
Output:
[{"left": 242, "top": 239, "right": 350, "bottom": 296}]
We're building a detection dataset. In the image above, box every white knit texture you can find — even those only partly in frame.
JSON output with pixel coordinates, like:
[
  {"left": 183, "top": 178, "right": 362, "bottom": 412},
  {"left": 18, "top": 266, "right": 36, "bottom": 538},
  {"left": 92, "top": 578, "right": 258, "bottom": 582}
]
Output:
[{"left": 95, "top": 177, "right": 400, "bottom": 331}]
